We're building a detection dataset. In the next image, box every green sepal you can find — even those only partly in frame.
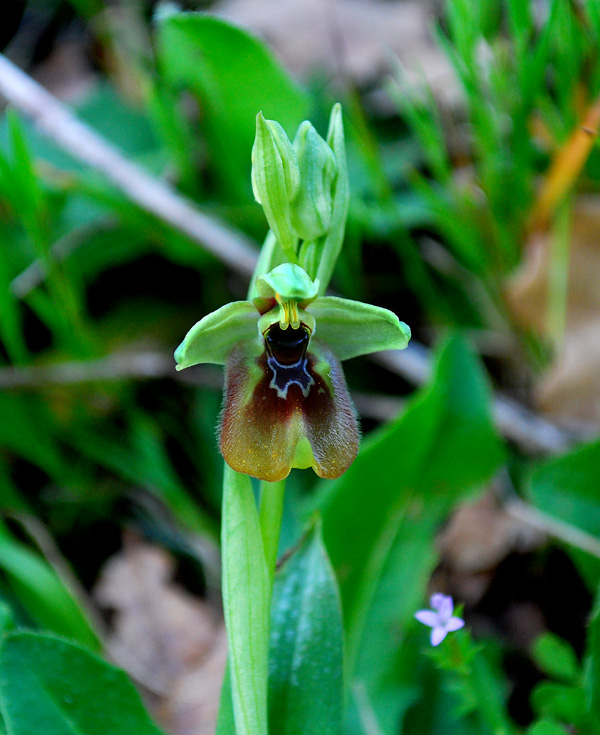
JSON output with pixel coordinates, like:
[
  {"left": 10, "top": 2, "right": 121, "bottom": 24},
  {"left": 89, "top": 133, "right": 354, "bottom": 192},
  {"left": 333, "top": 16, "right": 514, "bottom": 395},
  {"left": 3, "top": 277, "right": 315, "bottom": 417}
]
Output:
[
  {"left": 310, "top": 296, "right": 411, "bottom": 361},
  {"left": 251, "top": 113, "right": 299, "bottom": 260},
  {"left": 314, "top": 103, "right": 350, "bottom": 293},
  {"left": 255, "top": 263, "right": 319, "bottom": 305},
  {"left": 174, "top": 301, "right": 258, "bottom": 369},
  {"left": 290, "top": 121, "right": 337, "bottom": 241}
]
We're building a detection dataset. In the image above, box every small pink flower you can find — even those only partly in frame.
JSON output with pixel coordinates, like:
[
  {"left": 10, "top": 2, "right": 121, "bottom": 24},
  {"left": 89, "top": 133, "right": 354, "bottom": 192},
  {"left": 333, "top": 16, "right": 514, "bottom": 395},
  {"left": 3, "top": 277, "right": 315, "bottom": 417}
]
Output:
[{"left": 415, "top": 593, "right": 465, "bottom": 646}]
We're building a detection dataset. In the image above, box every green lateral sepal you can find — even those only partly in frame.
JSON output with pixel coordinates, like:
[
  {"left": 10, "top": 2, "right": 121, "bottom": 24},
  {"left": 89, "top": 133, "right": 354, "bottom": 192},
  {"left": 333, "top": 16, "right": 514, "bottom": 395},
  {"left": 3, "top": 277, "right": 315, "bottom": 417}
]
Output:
[
  {"left": 174, "top": 301, "right": 258, "bottom": 369},
  {"left": 311, "top": 296, "right": 411, "bottom": 361}
]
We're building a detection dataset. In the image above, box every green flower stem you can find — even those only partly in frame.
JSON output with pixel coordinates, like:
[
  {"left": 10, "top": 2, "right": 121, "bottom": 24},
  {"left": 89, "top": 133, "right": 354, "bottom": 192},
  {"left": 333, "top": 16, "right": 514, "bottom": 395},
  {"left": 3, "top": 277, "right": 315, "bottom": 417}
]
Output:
[
  {"left": 259, "top": 479, "right": 286, "bottom": 587},
  {"left": 442, "top": 633, "right": 514, "bottom": 735},
  {"left": 221, "top": 466, "right": 270, "bottom": 735}
]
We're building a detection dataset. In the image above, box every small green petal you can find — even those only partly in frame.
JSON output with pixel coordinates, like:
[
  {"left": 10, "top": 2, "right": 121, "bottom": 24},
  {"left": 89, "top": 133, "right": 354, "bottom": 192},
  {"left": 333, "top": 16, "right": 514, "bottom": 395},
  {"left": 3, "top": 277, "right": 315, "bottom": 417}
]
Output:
[
  {"left": 255, "top": 263, "right": 319, "bottom": 305},
  {"left": 309, "top": 296, "right": 411, "bottom": 361},
  {"left": 174, "top": 301, "right": 258, "bottom": 369}
]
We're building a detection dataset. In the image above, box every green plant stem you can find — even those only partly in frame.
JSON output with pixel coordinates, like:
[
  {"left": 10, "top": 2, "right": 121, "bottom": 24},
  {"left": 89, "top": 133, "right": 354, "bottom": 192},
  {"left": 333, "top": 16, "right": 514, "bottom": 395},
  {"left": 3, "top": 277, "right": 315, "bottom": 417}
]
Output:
[
  {"left": 222, "top": 466, "right": 270, "bottom": 735},
  {"left": 447, "top": 634, "right": 513, "bottom": 735},
  {"left": 259, "top": 479, "right": 286, "bottom": 587}
]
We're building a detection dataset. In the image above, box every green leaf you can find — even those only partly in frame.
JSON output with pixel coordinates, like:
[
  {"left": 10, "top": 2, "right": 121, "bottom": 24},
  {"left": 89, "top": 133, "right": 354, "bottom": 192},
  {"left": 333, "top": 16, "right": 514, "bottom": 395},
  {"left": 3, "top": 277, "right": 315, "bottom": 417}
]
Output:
[
  {"left": 0, "top": 523, "right": 99, "bottom": 651},
  {"left": 585, "top": 586, "right": 600, "bottom": 729},
  {"left": 0, "top": 632, "right": 165, "bottom": 735},
  {"left": 310, "top": 296, "right": 410, "bottom": 360},
  {"left": 527, "top": 441, "right": 600, "bottom": 587},
  {"left": 0, "top": 394, "right": 65, "bottom": 478},
  {"left": 221, "top": 466, "right": 270, "bottom": 735},
  {"left": 158, "top": 14, "right": 309, "bottom": 200},
  {"left": 533, "top": 633, "right": 580, "bottom": 684},
  {"left": 531, "top": 682, "right": 588, "bottom": 729},
  {"left": 317, "top": 334, "right": 504, "bottom": 733},
  {"left": 175, "top": 300, "right": 258, "bottom": 369},
  {"left": 216, "top": 665, "right": 236, "bottom": 735},
  {"left": 269, "top": 521, "right": 344, "bottom": 735},
  {"left": 526, "top": 720, "right": 569, "bottom": 735}
]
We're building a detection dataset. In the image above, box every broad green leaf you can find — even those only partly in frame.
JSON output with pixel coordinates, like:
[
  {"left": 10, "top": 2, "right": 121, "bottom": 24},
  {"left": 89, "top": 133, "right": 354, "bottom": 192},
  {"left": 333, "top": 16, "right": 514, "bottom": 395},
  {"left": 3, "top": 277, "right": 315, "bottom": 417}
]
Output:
[
  {"left": 269, "top": 522, "right": 343, "bottom": 735},
  {"left": 533, "top": 633, "right": 580, "bottom": 684},
  {"left": 158, "top": 14, "right": 309, "bottom": 200},
  {"left": 0, "top": 394, "right": 65, "bottom": 478},
  {"left": 527, "top": 441, "right": 600, "bottom": 587},
  {"left": 221, "top": 466, "right": 269, "bottom": 735},
  {"left": 0, "top": 632, "right": 165, "bottom": 735},
  {"left": 531, "top": 682, "right": 588, "bottom": 730},
  {"left": 585, "top": 586, "right": 600, "bottom": 730},
  {"left": 317, "top": 334, "right": 504, "bottom": 734},
  {"left": 0, "top": 523, "right": 100, "bottom": 651},
  {"left": 0, "top": 599, "right": 14, "bottom": 634},
  {"left": 526, "top": 721, "right": 569, "bottom": 735},
  {"left": 0, "top": 83, "right": 161, "bottom": 173},
  {"left": 216, "top": 666, "right": 236, "bottom": 735}
]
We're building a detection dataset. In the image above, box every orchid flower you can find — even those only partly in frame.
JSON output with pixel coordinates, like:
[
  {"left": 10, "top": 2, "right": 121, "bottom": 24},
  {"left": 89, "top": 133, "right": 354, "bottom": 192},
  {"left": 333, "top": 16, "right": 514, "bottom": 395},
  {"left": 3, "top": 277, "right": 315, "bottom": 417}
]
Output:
[
  {"left": 175, "top": 104, "right": 410, "bottom": 482},
  {"left": 175, "top": 263, "right": 410, "bottom": 482}
]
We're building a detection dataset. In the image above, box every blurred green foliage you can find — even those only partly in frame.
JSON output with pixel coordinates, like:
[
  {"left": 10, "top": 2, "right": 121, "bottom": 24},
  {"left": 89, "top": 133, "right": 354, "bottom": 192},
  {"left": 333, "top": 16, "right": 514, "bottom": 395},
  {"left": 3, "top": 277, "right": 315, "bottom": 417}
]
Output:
[{"left": 0, "top": 1, "right": 599, "bottom": 734}]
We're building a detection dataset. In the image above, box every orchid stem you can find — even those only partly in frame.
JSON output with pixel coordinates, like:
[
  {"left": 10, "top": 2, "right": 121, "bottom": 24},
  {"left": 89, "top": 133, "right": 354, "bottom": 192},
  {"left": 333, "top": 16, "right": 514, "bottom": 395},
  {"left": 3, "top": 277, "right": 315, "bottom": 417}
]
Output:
[{"left": 259, "top": 479, "right": 286, "bottom": 588}]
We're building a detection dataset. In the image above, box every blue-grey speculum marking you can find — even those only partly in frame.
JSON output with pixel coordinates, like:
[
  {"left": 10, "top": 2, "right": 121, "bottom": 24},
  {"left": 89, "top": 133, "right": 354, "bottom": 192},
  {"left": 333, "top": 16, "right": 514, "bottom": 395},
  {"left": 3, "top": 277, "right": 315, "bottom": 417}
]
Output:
[{"left": 264, "top": 323, "right": 315, "bottom": 399}]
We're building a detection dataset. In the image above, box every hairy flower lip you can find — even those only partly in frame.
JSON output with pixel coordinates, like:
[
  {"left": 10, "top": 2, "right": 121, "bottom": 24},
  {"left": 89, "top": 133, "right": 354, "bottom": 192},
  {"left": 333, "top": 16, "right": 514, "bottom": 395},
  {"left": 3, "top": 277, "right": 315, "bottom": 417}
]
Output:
[{"left": 219, "top": 338, "right": 359, "bottom": 482}]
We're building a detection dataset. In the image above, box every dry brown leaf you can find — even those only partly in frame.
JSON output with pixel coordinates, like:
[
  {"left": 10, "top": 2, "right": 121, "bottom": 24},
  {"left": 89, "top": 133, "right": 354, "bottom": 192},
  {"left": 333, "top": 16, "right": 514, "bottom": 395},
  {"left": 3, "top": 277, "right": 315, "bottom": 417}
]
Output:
[
  {"left": 157, "top": 627, "right": 228, "bottom": 735},
  {"left": 438, "top": 492, "right": 541, "bottom": 575},
  {"left": 214, "top": 0, "right": 457, "bottom": 103},
  {"left": 436, "top": 491, "right": 543, "bottom": 605},
  {"left": 94, "top": 534, "right": 225, "bottom": 718},
  {"left": 506, "top": 196, "right": 600, "bottom": 427}
]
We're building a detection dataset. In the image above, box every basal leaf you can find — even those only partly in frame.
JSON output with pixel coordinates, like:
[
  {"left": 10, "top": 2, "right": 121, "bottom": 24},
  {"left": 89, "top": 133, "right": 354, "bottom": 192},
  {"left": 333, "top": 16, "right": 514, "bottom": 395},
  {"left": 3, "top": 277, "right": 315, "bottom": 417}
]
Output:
[
  {"left": 0, "top": 632, "right": 165, "bottom": 735},
  {"left": 269, "top": 521, "right": 344, "bottom": 735},
  {"left": 527, "top": 441, "right": 600, "bottom": 588},
  {"left": 0, "top": 524, "right": 99, "bottom": 651},
  {"left": 158, "top": 14, "right": 309, "bottom": 200}
]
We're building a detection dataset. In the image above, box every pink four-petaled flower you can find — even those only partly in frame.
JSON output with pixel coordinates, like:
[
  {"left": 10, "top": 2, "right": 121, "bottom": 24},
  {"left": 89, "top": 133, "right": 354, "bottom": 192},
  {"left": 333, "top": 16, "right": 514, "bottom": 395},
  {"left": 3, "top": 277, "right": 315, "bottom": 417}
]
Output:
[{"left": 415, "top": 593, "right": 465, "bottom": 646}]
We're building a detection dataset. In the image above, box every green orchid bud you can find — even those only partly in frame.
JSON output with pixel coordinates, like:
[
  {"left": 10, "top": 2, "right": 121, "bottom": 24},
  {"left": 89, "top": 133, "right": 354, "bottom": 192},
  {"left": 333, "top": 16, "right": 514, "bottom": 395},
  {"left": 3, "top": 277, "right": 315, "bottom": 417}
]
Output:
[
  {"left": 289, "top": 121, "right": 337, "bottom": 242},
  {"left": 251, "top": 113, "right": 300, "bottom": 260},
  {"left": 314, "top": 103, "right": 350, "bottom": 293},
  {"left": 175, "top": 263, "right": 410, "bottom": 482}
]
